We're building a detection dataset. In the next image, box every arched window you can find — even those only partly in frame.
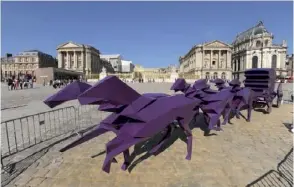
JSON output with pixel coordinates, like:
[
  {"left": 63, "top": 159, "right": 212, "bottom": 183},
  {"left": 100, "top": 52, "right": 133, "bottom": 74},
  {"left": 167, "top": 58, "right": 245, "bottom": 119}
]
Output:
[
  {"left": 205, "top": 72, "right": 210, "bottom": 80},
  {"left": 238, "top": 59, "right": 241, "bottom": 71},
  {"left": 221, "top": 72, "right": 226, "bottom": 80},
  {"left": 271, "top": 55, "right": 277, "bottom": 69},
  {"left": 256, "top": 41, "right": 261, "bottom": 48},
  {"left": 264, "top": 40, "right": 268, "bottom": 47},
  {"left": 252, "top": 56, "right": 258, "bottom": 68},
  {"left": 213, "top": 72, "right": 218, "bottom": 79}
]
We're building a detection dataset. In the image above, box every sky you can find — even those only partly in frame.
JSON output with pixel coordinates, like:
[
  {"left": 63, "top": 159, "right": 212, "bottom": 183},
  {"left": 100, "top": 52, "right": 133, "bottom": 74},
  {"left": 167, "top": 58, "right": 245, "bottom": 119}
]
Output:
[{"left": 1, "top": 1, "right": 293, "bottom": 68}]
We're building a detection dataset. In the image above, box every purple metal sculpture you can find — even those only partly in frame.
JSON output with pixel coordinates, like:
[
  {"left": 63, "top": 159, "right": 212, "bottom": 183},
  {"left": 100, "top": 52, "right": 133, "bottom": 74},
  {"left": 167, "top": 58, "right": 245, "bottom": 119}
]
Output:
[
  {"left": 244, "top": 68, "right": 283, "bottom": 113},
  {"left": 171, "top": 79, "right": 236, "bottom": 133},
  {"left": 44, "top": 76, "right": 202, "bottom": 173},
  {"left": 220, "top": 79, "right": 254, "bottom": 124},
  {"left": 211, "top": 78, "right": 228, "bottom": 91}
]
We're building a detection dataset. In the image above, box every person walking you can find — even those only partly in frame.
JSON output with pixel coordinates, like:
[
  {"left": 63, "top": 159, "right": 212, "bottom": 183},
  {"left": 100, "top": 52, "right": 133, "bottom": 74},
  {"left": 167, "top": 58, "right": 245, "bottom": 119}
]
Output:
[{"left": 19, "top": 79, "right": 23, "bottom": 89}]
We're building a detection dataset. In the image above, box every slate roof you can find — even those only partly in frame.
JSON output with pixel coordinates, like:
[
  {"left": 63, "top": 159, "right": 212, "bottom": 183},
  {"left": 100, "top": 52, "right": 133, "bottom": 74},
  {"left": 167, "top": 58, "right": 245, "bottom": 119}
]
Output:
[{"left": 233, "top": 21, "right": 270, "bottom": 44}]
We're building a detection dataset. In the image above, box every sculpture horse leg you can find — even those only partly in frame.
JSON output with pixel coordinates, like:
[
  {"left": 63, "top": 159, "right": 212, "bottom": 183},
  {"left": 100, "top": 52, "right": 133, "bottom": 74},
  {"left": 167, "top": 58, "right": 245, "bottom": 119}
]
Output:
[
  {"left": 103, "top": 135, "right": 148, "bottom": 173},
  {"left": 121, "top": 149, "right": 131, "bottom": 170},
  {"left": 221, "top": 100, "right": 234, "bottom": 125},
  {"left": 203, "top": 112, "right": 211, "bottom": 136},
  {"left": 207, "top": 113, "right": 222, "bottom": 131},
  {"left": 222, "top": 107, "right": 233, "bottom": 125},
  {"left": 178, "top": 118, "right": 193, "bottom": 160},
  {"left": 149, "top": 125, "right": 173, "bottom": 155}
]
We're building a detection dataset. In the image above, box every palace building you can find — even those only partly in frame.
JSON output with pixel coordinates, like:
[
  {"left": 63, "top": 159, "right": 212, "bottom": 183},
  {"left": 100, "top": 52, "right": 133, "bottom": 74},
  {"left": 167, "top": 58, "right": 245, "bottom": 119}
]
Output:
[
  {"left": 56, "top": 41, "right": 113, "bottom": 77},
  {"left": 232, "top": 21, "right": 288, "bottom": 80},
  {"left": 1, "top": 50, "right": 57, "bottom": 79},
  {"left": 179, "top": 40, "right": 232, "bottom": 80}
]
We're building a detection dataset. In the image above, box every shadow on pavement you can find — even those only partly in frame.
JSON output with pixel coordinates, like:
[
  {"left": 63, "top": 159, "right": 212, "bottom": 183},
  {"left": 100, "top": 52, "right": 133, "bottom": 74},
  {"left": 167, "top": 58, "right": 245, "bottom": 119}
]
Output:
[
  {"left": 283, "top": 123, "right": 293, "bottom": 133},
  {"left": 246, "top": 148, "right": 293, "bottom": 187},
  {"left": 127, "top": 114, "right": 217, "bottom": 173}
]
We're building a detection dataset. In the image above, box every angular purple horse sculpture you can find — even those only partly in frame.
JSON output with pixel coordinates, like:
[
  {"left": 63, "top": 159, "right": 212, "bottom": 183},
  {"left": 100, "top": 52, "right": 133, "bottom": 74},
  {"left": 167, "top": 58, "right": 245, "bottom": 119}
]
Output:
[
  {"left": 219, "top": 79, "right": 254, "bottom": 124},
  {"left": 171, "top": 78, "right": 236, "bottom": 133},
  {"left": 44, "top": 76, "right": 201, "bottom": 173}
]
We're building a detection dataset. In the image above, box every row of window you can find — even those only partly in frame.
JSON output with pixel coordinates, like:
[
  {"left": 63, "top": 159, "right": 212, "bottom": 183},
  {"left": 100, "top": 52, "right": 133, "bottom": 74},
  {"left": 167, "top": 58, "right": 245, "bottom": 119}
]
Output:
[
  {"left": 2, "top": 64, "right": 38, "bottom": 69},
  {"left": 233, "top": 39, "right": 270, "bottom": 52},
  {"left": 204, "top": 51, "right": 227, "bottom": 56},
  {"left": 4, "top": 57, "right": 37, "bottom": 63},
  {"left": 205, "top": 72, "right": 227, "bottom": 80},
  {"left": 3, "top": 71, "right": 35, "bottom": 76},
  {"left": 233, "top": 55, "right": 277, "bottom": 71}
]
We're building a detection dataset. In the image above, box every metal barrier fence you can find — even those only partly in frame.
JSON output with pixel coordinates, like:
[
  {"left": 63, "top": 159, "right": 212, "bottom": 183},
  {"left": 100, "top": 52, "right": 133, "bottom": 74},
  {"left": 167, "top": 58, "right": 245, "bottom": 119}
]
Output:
[{"left": 1, "top": 105, "right": 101, "bottom": 158}]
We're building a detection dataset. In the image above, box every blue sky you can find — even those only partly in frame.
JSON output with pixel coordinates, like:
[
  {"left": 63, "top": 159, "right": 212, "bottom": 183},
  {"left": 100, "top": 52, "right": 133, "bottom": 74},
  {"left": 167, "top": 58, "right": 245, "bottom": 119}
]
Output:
[{"left": 1, "top": 1, "right": 293, "bottom": 68}]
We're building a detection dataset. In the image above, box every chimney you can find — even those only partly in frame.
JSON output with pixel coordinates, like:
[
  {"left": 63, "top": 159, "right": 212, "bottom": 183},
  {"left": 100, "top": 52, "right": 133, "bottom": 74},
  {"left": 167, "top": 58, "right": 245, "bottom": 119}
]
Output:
[{"left": 6, "top": 53, "right": 12, "bottom": 58}]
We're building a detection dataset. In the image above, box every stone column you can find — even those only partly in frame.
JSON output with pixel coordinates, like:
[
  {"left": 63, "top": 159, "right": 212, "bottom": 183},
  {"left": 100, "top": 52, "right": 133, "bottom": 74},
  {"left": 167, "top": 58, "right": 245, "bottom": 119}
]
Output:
[
  {"left": 239, "top": 57, "right": 242, "bottom": 71},
  {"left": 210, "top": 50, "right": 213, "bottom": 69},
  {"left": 81, "top": 51, "right": 84, "bottom": 72},
  {"left": 227, "top": 50, "right": 231, "bottom": 69},
  {"left": 66, "top": 51, "right": 70, "bottom": 69},
  {"left": 86, "top": 52, "right": 91, "bottom": 76},
  {"left": 58, "top": 52, "right": 63, "bottom": 68},
  {"left": 218, "top": 50, "right": 221, "bottom": 68},
  {"left": 74, "top": 51, "right": 77, "bottom": 69}
]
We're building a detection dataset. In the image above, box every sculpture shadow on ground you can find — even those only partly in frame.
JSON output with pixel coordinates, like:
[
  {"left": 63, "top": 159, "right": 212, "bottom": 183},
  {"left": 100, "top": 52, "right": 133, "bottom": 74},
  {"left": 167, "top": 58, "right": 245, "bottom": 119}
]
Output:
[
  {"left": 192, "top": 113, "right": 218, "bottom": 136},
  {"left": 283, "top": 123, "right": 293, "bottom": 133},
  {"left": 127, "top": 126, "right": 189, "bottom": 173},
  {"left": 127, "top": 114, "right": 217, "bottom": 173},
  {"left": 88, "top": 114, "right": 218, "bottom": 173},
  {"left": 246, "top": 148, "right": 293, "bottom": 187}
]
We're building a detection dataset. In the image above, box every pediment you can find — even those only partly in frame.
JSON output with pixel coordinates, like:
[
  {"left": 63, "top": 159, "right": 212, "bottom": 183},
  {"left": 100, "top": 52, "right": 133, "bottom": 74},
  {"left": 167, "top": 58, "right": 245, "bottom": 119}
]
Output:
[
  {"left": 57, "top": 42, "right": 83, "bottom": 49},
  {"left": 204, "top": 40, "right": 231, "bottom": 48}
]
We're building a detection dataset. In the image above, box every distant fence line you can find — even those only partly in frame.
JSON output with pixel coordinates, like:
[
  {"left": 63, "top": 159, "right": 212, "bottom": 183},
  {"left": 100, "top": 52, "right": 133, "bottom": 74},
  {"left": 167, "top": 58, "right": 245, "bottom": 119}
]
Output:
[{"left": 1, "top": 105, "right": 103, "bottom": 159}]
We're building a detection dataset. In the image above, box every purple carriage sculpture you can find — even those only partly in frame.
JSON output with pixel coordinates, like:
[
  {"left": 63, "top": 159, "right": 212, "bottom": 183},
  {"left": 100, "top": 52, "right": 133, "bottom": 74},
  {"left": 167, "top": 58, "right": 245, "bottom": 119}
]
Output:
[
  {"left": 244, "top": 68, "right": 283, "bottom": 114},
  {"left": 44, "top": 76, "right": 202, "bottom": 173}
]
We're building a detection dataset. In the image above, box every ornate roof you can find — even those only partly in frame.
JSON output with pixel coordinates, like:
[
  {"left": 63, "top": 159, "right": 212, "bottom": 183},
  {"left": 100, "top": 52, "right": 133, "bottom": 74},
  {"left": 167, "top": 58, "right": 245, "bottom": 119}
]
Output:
[
  {"left": 233, "top": 21, "right": 270, "bottom": 44},
  {"left": 57, "top": 41, "right": 100, "bottom": 54}
]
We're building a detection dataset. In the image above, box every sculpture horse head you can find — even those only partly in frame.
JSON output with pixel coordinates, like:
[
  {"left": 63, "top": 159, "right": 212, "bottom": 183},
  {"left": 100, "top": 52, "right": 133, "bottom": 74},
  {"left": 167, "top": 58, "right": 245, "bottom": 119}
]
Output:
[
  {"left": 170, "top": 78, "right": 190, "bottom": 92},
  {"left": 78, "top": 76, "right": 141, "bottom": 106},
  {"left": 212, "top": 78, "right": 227, "bottom": 91}
]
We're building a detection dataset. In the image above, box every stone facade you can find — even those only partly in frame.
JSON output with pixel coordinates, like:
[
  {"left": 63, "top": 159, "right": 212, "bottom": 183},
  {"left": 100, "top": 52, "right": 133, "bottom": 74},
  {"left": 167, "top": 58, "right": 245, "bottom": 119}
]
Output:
[
  {"left": 179, "top": 40, "right": 232, "bottom": 80},
  {"left": 232, "top": 21, "right": 288, "bottom": 81},
  {"left": 1, "top": 50, "right": 57, "bottom": 79},
  {"left": 121, "top": 60, "right": 135, "bottom": 73},
  {"left": 100, "top": 54, "right": 122, "bottom": 72},
  {"left": 57, "top": 41, "right": 111, "bottom": 77},
  {"left": 285, "top": 54, "right": 294, "bottom": 77}
]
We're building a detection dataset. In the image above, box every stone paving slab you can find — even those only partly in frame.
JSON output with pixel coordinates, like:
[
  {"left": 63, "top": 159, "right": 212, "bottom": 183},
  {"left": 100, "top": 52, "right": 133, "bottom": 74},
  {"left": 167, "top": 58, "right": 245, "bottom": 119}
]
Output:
[{"left": 6, "top": 104, "right": 293, "bottom": 187}]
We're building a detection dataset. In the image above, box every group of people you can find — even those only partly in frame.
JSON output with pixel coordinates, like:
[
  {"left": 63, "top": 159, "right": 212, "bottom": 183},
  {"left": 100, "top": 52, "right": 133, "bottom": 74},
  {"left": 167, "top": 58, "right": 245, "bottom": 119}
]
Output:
[
  {"left": 51, "top": 79, "right": 76, "bottom": 89},
  {"left": 6, "top": 78, "right": 33, "bottom": 90}
]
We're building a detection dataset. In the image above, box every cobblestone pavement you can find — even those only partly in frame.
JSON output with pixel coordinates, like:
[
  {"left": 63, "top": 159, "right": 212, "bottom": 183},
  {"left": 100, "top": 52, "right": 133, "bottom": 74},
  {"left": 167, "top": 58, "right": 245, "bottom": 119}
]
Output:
[{"left": 6, "top": 104, "right": 293, "bottom": 187}]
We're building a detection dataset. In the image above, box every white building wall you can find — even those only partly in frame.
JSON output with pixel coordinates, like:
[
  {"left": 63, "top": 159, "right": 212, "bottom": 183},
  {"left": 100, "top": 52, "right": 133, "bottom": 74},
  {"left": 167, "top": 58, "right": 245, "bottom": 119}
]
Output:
[{"left": 121, "top": 60, "right": 133, "bottom": 73}]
